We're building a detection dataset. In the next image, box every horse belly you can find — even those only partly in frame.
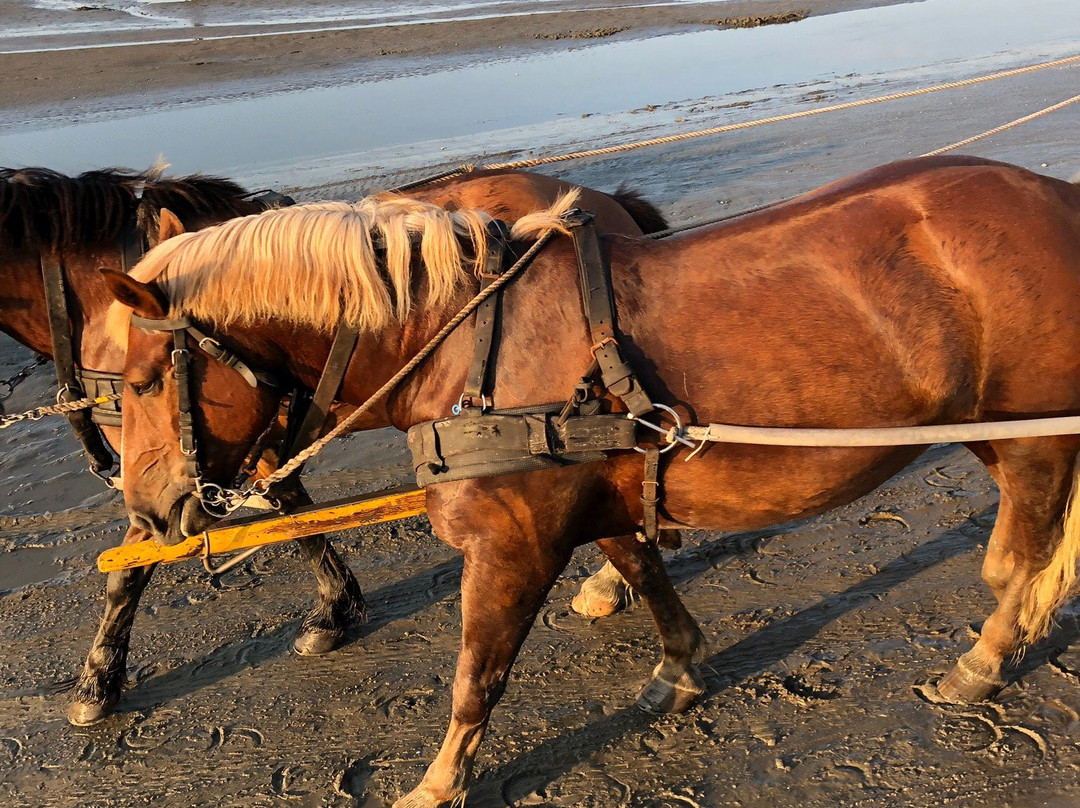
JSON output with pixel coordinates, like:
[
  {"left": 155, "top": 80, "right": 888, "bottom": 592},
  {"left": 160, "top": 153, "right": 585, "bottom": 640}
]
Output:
[{"left": 658, "top": 443, "right": 925, "bottom": 533}]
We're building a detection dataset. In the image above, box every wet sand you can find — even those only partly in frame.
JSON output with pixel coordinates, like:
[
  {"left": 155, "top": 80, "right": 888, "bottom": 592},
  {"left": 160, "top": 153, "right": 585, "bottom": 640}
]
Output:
[
  {"left": 3, "top": 1, "right": 1080, "bottom": 807},
  {"left": 3, "top": 1, "right": 892, "bottom": 114}
]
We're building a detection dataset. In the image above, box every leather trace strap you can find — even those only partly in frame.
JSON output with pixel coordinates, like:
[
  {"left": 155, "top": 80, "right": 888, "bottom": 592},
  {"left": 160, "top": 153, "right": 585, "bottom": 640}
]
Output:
[
  {"left": 40, "top": 255, "right": 117, "bottom": 477},
  {"left": 563, "top": 209, "right": 654, "bottom": 418},
  {"left": 640, "top": 446, "right": 660, "bottom": 542},
  {"left": 458, "top": 219, "right": 512, "bottom": 412},
  {"left": 280, "top": 323, "right": 360, "bottom": 462}
]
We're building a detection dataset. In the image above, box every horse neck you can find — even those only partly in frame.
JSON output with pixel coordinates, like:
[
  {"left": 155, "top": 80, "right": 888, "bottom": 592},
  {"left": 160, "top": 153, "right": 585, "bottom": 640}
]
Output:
[
  {"left": 0, "top": 244, "right": 125, "bottom": 370},
  {"left": 382, "top": 239, "right": 602, "bottom": 429},
  {"left": 216, "top": 237, "right": 611, "bottom": 434}
]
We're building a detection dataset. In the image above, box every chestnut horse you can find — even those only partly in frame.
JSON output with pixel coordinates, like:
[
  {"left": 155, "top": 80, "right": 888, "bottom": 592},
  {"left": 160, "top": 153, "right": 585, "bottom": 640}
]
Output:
[
  {"left": 0, "top": 165, "right": 663, "bottom": 726},
  {"left": 105, "top": 155, "right": 1080, "bottom": 808}
]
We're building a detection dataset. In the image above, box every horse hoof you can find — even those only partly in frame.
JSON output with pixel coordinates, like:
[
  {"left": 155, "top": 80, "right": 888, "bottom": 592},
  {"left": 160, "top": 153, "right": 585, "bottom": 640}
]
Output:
[
  {"left": 636, "top": 666, "right": 705, "bottom": 714},
  {"left": 571, "top": 563, "right": 631, "bottom": 618},
  {"left": 67, "top": 697, "right": 117, "bottom": 727},
  {"left": 292, "top": 628, "right": 345, "bottom": 657},
  {"left": 936, "top": 656, "right": 1006, "bottom": 703},
  {"left": 571, "top": 588, "right": 623, "bottom": 618},
  {"left": 392, "top": 785, "right": 464, "bottom": 808}
]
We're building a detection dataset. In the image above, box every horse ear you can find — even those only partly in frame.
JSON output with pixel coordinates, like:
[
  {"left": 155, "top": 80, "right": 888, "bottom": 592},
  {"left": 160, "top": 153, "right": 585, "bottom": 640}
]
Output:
[
  {"left": 157, "top": 208, "right": 186, "bottom": 243},
  {"left": 101, "top": 268, "right": 168, "bottom": 318}
]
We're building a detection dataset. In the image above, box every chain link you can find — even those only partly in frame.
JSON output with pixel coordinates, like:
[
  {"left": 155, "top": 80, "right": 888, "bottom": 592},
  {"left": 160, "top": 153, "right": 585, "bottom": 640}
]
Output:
[
  {"left": 0, "top": 392, "right": 122, "bottom": 430},
  {"left": 0, "top": 355, "right": 50, "bottom": 414}
]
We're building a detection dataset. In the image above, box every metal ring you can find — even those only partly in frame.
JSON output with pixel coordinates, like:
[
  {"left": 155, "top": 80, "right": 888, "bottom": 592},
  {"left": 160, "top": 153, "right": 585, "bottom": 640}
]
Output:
[{"left": 632, "top": 403, "right": 685, "bottom": 455}]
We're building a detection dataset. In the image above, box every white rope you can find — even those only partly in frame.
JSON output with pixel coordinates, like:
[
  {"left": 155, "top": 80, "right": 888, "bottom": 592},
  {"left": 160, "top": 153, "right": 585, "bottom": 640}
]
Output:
[{"left": 681, "top": 415, "right": 1080, "bottom": 450}]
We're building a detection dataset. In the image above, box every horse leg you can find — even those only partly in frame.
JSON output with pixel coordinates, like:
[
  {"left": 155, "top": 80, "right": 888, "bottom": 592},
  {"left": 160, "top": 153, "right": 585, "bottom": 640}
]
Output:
[
  {"left": 395, "top": 502, "right": 575, "bottom": 807},
  {"left": 596, "top": 534, "right": 705, "bottom": 714},
  {"left": 273, "top": 479, "right": 366, "bottom": 656},
  {"left": 938, "top": 441, "right": 1080, "bottom": 702},
  {"left": 68, "top": 526, "right": 157, "bottom": 726}
]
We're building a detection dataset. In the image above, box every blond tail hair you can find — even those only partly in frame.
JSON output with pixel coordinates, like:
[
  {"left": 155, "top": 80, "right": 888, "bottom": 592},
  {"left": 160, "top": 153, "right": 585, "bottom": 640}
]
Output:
[{"left": 1019, "top": 454, "right": 1080, "bottom": 644}]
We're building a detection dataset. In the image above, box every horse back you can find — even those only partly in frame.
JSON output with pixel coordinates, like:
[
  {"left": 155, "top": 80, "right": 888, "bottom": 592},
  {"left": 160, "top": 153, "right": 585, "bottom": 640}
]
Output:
[{"left": 611, "top": 157, "right": 1080, "bottom": 427}]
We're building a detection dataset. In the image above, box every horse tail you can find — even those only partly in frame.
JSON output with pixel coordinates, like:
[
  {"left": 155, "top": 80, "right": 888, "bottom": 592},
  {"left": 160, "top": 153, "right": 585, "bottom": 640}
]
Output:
[
  {"left": 1019, "top": 455, "right": 1080, "bottom": 644},
  {"left": 612, "top": 185, "right": 669, "bottom": 234}
]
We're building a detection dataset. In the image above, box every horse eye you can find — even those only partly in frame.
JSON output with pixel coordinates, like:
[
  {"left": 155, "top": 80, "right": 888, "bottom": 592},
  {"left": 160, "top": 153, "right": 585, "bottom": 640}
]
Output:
[{"left": 130, "top": 378, "right": 162, "bottom": 397}]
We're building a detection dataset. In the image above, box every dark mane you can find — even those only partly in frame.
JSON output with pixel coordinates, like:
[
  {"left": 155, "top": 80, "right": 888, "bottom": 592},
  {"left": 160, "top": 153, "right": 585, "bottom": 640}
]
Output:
[{"left": 0, "top": 166, "right": 257, "bottom": 252}]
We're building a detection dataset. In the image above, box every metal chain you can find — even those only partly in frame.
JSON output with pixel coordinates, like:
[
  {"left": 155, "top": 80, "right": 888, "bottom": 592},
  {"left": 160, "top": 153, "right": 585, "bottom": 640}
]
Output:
[
  {"left": 0, "top": 355, "right": 49, "bottom": 413},
  {"left": 0, "top": 392, "right": 122, "bottom": 430}
]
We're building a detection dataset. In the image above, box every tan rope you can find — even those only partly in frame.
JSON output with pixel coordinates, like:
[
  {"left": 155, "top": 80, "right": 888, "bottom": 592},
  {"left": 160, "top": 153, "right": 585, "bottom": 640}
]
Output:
[
  {"left": 309, "top": 54, "right": 1079, "bottom": 194},
  {"left": 922, "top": 93, "right": 1080, "bottom": 157},
  {"left": 0, "top": 393, "right": 121, "bottom": 429},
  {"left": 684, "top": 415, "right": 1080, "bottom": 449},
  {"left": 481, "top": 54, "right": 1080, "bottom": 171},
  {"left": 247, "top": 229, "right": 559, "bottom": 498}
]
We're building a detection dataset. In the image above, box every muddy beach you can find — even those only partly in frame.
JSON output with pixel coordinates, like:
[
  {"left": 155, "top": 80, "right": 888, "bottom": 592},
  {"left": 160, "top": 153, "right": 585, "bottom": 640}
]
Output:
[{"left": 3, "top": 1, "right": 1080, "bottom": 807}]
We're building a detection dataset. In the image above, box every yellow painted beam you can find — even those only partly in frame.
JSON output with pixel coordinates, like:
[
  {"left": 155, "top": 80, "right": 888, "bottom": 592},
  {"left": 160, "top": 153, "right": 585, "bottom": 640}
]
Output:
[{"left": 97, "top": 486, "right": 427, "bottom": 573}]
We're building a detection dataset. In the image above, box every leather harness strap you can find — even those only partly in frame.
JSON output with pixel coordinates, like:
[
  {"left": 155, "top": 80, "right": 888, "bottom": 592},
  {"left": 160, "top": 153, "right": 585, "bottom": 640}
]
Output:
[
  {"left": 40, "top": 255, "right": 117, "bottom": 476},
  {"left": 640, "top": 446, "right": 660, "bottom": 542},
  {"left": 409, "top": 209, "right": 667, "bottom": 539},
  {"left": 563, "top": 210, "right": 654, "bottom": 418},
  {"left": 170, "top": 325, "right": 200, "bottom": 485},
  {"left": 460, "top": 220, "right": 512, "bottom": 410},
  {"left": 409, "top": 406, "right": 639, "bottom": 486},
  {"left": 281, "top": 323, "right": 360, "bottom": 462},
  {"left": 120, "top": 218, "right": 145, "bottom": 273}
]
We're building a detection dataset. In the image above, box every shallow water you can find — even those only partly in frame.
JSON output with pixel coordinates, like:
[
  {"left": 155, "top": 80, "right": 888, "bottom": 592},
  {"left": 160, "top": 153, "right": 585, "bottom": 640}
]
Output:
[{"left": 1, "top": 0, "right": 1077, "bottom": 188}]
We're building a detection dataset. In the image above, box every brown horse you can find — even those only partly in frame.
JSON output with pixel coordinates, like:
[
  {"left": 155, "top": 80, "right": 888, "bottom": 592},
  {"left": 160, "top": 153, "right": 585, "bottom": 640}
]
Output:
[
  {"left": 105, "top": 155, "right": 1080, "bottom": 808},
  {"left": 1, "top": 165, "right": 663, "bottom": 726}
]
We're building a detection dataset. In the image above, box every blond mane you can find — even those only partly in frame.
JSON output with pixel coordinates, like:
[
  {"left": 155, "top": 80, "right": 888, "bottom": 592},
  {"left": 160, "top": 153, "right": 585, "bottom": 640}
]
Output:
[{"left": 106, "top": 190, "right": 581, "bottom": 349}]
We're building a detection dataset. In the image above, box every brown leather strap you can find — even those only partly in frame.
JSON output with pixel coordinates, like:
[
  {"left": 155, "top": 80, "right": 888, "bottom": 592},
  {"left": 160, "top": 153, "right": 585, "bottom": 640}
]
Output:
[
  {"left": 640, "top": 446, "right": 661, "bottom": 542},
  {"left": 460, "top": 220, "right": 511, "bottom": 410},
  {"left": 40, "top": 255, "right": 116, "bottom": 476},
  {"left": 282, "top": 323, "right": 359, "bottom": 461},
  {"left": 564, "top": 210, "right": 654, "bottom": 417},
  {"left": 120, "top": 217, "right": 146, "bottom": 273}
]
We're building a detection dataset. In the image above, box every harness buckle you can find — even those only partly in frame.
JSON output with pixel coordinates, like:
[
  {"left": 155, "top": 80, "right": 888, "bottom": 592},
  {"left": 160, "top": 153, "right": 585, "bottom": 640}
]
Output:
[{"left": 590, "top": 337, "right": 618, "bottom": 358}]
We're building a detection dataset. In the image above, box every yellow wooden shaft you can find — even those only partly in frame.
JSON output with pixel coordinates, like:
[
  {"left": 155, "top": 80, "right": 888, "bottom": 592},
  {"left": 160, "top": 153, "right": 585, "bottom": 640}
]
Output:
[{"left": 97, "top": 487, "right": 427, "bottom": 573}]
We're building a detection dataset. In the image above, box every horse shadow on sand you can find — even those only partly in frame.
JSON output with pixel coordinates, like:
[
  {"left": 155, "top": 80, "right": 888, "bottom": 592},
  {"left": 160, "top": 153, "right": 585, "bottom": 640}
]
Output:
[{"left": 117, "top": 555, "right": 464, "bottom": 716}]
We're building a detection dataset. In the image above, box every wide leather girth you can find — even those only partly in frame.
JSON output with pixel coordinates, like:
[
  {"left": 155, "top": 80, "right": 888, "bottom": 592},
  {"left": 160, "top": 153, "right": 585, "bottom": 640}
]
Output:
[{"left": 408, "top": 407, "right": 639, "bottom": 487}]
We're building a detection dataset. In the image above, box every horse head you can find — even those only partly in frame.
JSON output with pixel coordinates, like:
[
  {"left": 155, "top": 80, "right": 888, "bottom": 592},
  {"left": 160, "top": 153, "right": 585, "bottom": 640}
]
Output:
[{"left": 102, "top": 266, "right": 286, "bottom": 544}]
